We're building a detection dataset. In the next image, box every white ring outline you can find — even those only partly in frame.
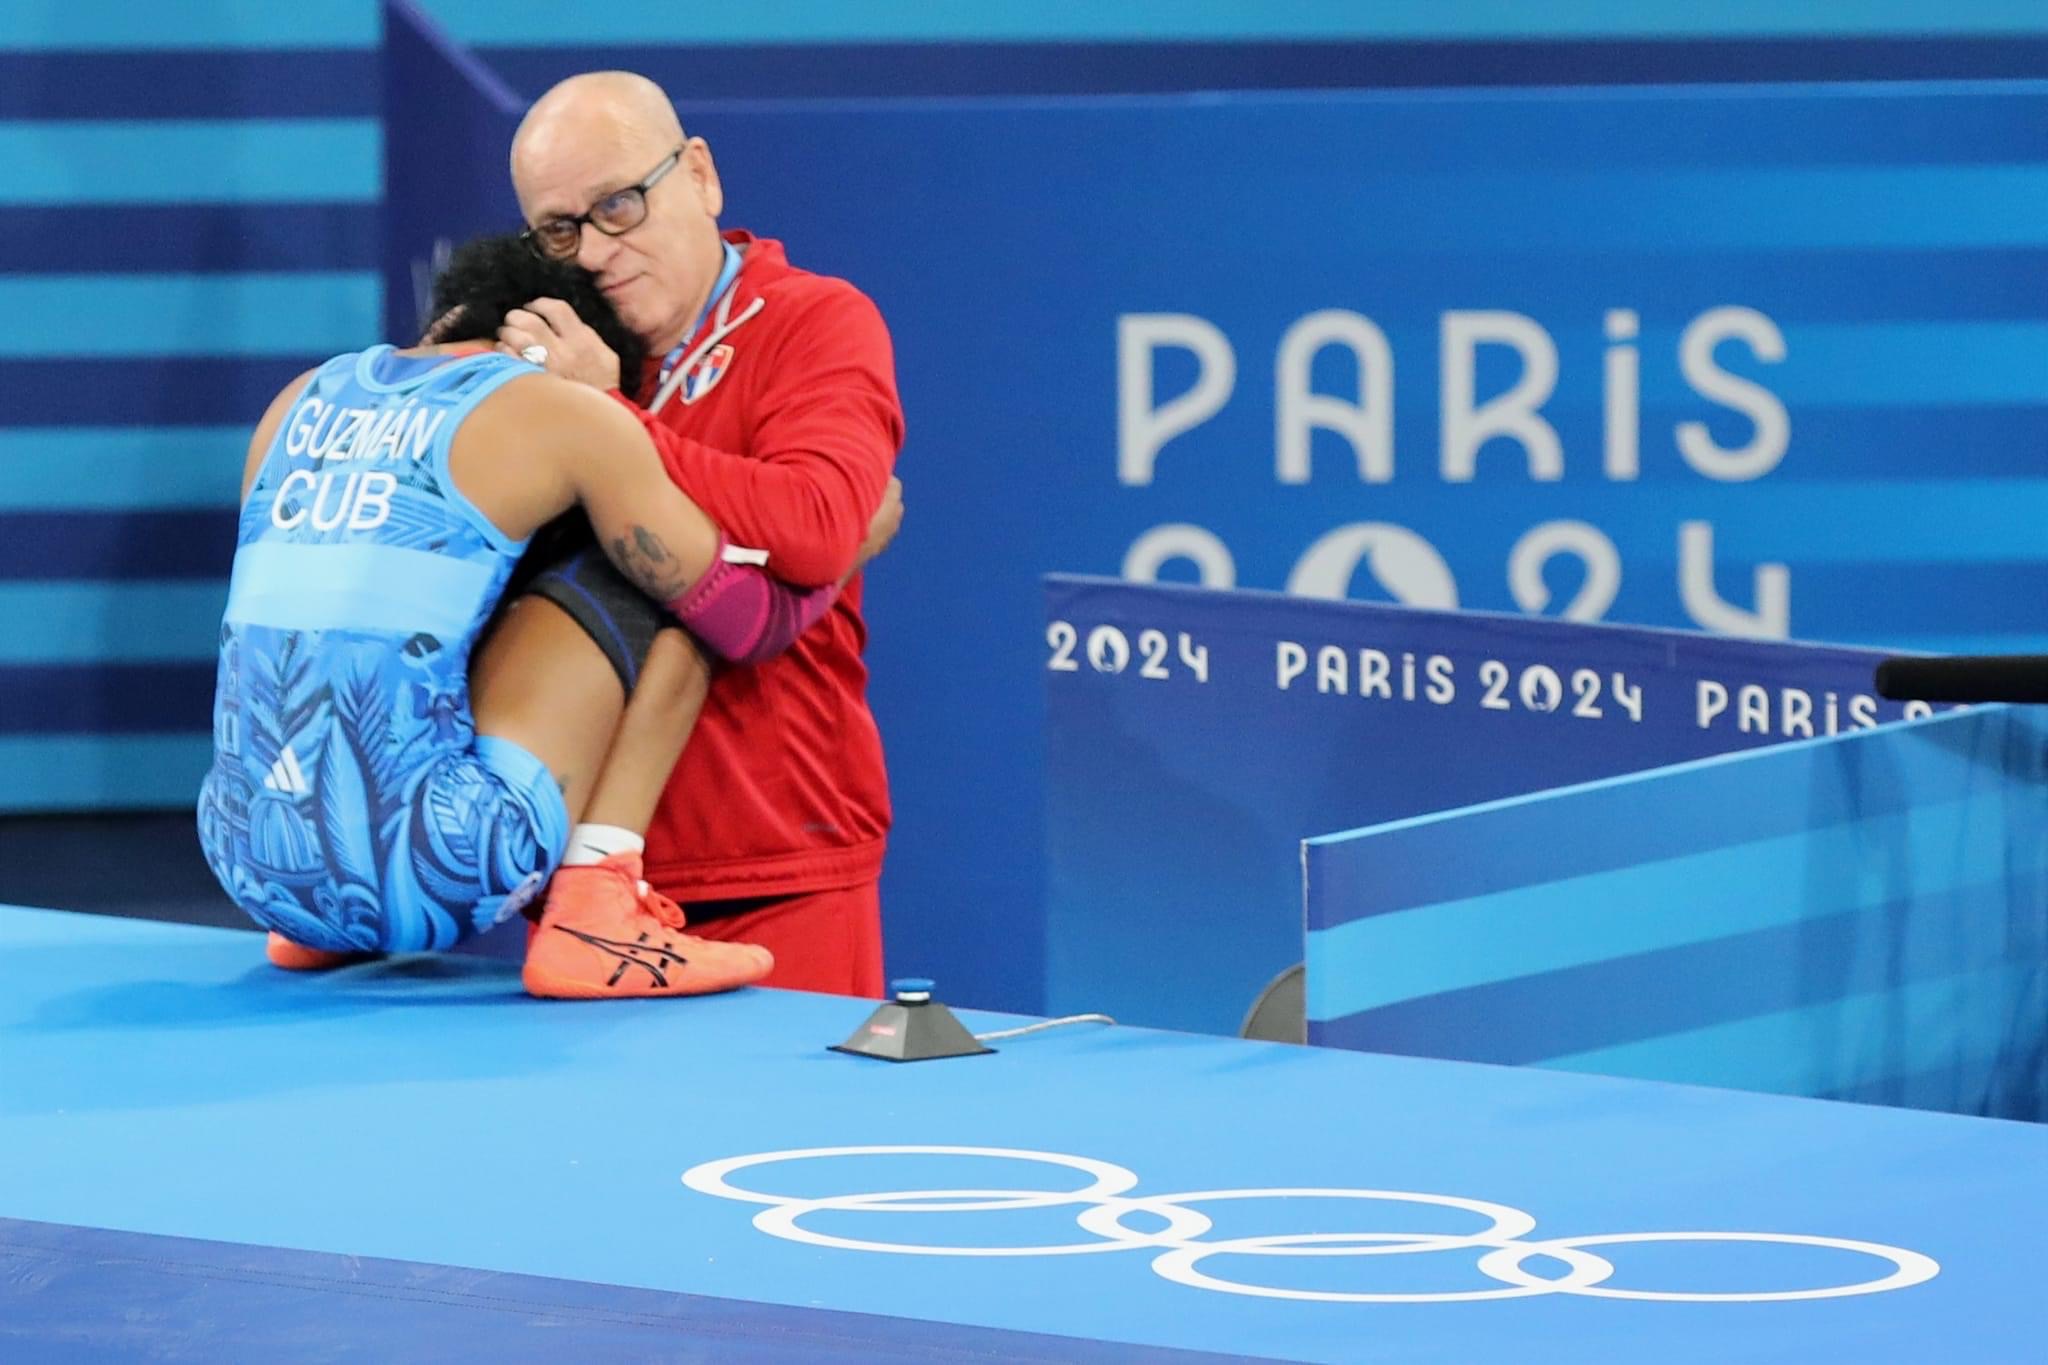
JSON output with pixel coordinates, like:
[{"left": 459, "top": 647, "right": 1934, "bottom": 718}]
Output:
[
  {"left": 686, "top": 1146, "right": 1180, "bottom": 1257},
  {"left": 684, "top": 1145, "right": 1138, "bottom": 1208},
  {"left": 681, "top": 1146, "right": 1941, "bottom": 1304},
  {"left": 757, "top": 1190, "right": 1213, "bottom": 1257},
  {"left": 1478, "top": 1232, "right": 1942, "bottom": 1302},
  {"left": 1084, "top": 1190, "right": 1587, "bottom": 1304},
  {"left": 1079, "top": 1187, "right": 1538, "bottom": 1256},
  {"left": 1152, "top": 1232, "right": 1616, "bottom": 1303}
]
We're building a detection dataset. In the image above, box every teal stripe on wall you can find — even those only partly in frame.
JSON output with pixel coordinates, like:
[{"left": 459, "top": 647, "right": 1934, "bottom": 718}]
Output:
[
  {"left": 6, "top": 0, "right": 2048, "bottom": 49},
  {"left": 421, "top": 0, "right": 2048, "bottom": 45},
  {"left": 1628, "top": 322, "right": 2048, "bottom": 407},
  {"left": 1541, "top": 959, "right": 2045, "bottom": 1093},
  {"left": 1336, "top": 166, "right": 2048, "bottom": 254},
  {"left": 0, "top": 2, "right": 376, "bottom": 49},
  {"left": 1684, "top": 480, "right": 2048, "bottom": 562},
  {"left": 1305, "top": 796, "right": 2038, "bottom": 1022},
  {"left": 0, "top": 583, "right": 225, "bottom": 665},
  {"left": 0, "top": 430, "right": 243, "bottom": 510},
  {"left": 0, "top": 122, "right": 379, "bottom": 205},
  {"left": 0, "top": 733, "right": 212, "bottom": 811},
  {"left": 1005, "top": 481, "right": 2048, "bottom": 568},
  {"left": 1762, "top": 322, "right": 2048, "bottom": 406},
  {"left": 0, "top": 274, "right": 379, "bottom": 359}
]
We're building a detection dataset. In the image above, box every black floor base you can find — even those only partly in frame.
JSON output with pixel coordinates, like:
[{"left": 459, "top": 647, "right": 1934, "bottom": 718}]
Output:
[{"left": 0, "top": 813, "right": 245, "bottom": 930}]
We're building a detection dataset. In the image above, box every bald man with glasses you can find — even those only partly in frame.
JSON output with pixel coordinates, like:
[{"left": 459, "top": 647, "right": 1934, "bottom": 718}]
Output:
[
  {"left": 517, "top": 145, "right": 684, "bottom": 267},
  {"left": 494, "top": 71, "right": 905, "bottom": 998}
]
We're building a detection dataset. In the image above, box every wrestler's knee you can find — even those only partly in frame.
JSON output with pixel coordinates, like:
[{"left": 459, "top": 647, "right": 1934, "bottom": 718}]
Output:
[{"left": 403, "top": 740, "right": 568, "bottom": 944}]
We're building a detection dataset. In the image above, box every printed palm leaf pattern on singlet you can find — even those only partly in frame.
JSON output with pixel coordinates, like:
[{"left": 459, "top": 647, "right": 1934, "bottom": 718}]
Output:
[
  {"left": 233, "top": 630, "right": 363, "bottom": 948},
  {"left": 203, "top": 349, "right": 551, "bottom": 952},
  {"left": 384, "top": 628, "right": 551, "bottom": 943},
  {"left": 369, "top": 470, "right": 458, "bottom": 553},
  {"left": 405, "top": 754, "right": 500, "bottom": 947},
  {"left": 317, "top": 654, "right": 417, "bottom": 950},
  {"left": 196, "top": 626, "right": 247, "bottom": 880}
]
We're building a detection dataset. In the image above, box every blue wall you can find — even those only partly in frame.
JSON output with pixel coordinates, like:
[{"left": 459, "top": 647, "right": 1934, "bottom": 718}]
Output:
[
  {"left": 1, "top": 14, "right": 380, "bottom": 809},
  {"left": 7, "top": 4, "right": 2048, "bottom": 1018},
  {"left": 6, "top": 2, "right": 2048, "bottom": 810}
]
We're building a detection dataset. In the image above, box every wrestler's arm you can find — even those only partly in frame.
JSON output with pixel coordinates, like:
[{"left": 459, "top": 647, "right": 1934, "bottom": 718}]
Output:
[{"left": 537, "top": 381, "right": 844, "bottom": 665}]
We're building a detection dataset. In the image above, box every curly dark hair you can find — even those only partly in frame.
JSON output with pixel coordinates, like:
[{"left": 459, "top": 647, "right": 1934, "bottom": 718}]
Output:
[{"left": 426, "top": 233, "right": 648, "bottom": 382}]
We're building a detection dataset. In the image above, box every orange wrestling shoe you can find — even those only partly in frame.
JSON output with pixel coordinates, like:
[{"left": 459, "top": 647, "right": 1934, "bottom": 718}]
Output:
[
  {"left": 265, "top": 932, "right": 377, "bottom": 971},
  {"left": 521, "top": 852, "right": 774, "bottom": 999}
]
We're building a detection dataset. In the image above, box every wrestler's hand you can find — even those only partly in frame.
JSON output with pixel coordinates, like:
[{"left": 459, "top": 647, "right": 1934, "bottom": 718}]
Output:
[
  {"left": 856, "top": 476, "right": 904, "bottom": 570},
  {"left": 497, "top": 297, "right": 622, "bottom": 391}
]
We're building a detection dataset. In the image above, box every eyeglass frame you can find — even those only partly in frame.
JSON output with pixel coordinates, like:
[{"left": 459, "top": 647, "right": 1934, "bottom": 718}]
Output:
[{"left": 521, "top": 146, "right": 685, "bottom": 261}]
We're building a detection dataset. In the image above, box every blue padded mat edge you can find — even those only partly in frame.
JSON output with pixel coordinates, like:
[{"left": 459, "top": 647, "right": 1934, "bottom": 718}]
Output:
[{"left": 0, "top": 1216, "right": 1290, "bottom": 1365}]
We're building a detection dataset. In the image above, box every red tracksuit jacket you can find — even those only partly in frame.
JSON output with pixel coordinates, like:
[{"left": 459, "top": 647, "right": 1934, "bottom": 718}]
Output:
[{"left": 609, "top": 231, "right": 902, "bottom": 900}]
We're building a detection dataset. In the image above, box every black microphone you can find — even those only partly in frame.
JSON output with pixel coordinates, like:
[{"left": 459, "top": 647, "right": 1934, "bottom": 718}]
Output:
[{"left": 1873, "top": 655, "right": 2048, "bottom": 704}]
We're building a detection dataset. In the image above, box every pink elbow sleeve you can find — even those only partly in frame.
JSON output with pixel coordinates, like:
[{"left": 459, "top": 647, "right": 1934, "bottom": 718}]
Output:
[{"left": 664, "top": 540, "right": 840, "bottom": 664}]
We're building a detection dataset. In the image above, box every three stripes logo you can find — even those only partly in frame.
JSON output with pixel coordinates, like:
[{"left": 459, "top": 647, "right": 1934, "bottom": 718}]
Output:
[{"left": 263, "top": 745, "right": 311, "bottom": 797}]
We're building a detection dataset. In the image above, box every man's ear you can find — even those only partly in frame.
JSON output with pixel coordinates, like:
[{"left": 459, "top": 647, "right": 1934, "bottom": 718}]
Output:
[{"left": 689, "top": 139, "right": 724, "bottom": 218}]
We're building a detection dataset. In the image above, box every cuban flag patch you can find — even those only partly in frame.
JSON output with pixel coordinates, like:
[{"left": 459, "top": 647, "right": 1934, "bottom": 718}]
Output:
[{"left": 681, "top": 343, "right": 735, "bottom": 404}]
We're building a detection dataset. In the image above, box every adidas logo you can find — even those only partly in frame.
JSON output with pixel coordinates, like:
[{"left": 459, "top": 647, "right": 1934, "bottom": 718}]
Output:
[{"left": 263, "top": 745, "right": 310, "bottom": 796}]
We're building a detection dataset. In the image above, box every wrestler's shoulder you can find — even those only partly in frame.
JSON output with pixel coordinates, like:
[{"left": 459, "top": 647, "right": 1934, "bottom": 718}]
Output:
[{"left": 476, "top": 368, "right": 639, "bottom": 435}]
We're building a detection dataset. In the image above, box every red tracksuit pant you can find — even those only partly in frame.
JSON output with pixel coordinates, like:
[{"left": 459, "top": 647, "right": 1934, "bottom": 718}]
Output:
[{"left": 682, "top": 881, "right": 884, "bottom": 997}]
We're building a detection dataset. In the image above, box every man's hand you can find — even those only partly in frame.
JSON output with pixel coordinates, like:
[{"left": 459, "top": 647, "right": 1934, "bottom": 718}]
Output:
[
  {"left": 497, "top": 297, "right": 623, "bottom": 391},
  {"left": 855, "top": 476, "right": 903, "bottom": 572}
]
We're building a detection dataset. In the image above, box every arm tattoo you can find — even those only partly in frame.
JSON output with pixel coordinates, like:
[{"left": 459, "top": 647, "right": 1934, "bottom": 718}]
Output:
[{"left": 609, "top": 524, "right": 693, "bottom": 601}]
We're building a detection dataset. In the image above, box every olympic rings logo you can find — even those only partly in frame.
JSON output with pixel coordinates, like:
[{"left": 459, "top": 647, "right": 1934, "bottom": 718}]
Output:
[{"left": 681, "top": 1145, "right": 1939, "bottom": 1304}]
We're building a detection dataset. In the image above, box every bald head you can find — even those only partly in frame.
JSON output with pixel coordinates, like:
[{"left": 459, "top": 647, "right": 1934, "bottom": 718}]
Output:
[
  {"left": 512, "top": 71, "right": 683, "bottom": 176},
  {"left": 507, "top": 70, "right": 729, "bottom": 357}
]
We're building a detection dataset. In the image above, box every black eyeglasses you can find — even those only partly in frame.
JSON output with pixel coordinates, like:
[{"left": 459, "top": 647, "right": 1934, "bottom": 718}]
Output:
[{"left": 522, "top": 147, "right": 683, "bottom": 261}]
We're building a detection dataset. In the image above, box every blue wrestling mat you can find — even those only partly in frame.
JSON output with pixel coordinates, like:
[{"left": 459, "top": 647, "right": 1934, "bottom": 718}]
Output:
[{"left": 3, "top": 905, "right": 2045, "bottom": 1363}]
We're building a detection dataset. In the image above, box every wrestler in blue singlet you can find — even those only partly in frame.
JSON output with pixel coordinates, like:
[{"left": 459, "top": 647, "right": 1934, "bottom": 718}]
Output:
[{"left": 197, "top": 345, "right": 567, "bottom": 953}]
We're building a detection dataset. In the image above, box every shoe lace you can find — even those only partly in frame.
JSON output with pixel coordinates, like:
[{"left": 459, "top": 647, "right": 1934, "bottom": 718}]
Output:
[{"left": 639, "top": 886, "right": 690, "bottom": 934}]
